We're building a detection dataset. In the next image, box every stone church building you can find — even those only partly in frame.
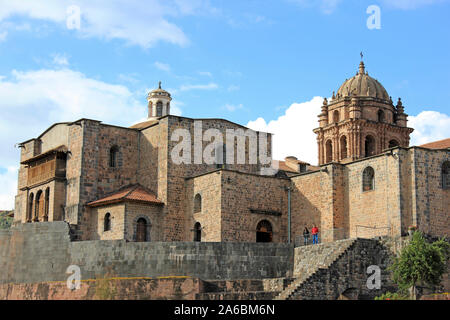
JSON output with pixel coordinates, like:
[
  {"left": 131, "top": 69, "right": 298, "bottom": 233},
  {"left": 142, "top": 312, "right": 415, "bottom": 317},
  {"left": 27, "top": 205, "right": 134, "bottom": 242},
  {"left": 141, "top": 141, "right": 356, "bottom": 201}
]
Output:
[{"left": 13, "top": 61, "right": 450, "bottom": 243}]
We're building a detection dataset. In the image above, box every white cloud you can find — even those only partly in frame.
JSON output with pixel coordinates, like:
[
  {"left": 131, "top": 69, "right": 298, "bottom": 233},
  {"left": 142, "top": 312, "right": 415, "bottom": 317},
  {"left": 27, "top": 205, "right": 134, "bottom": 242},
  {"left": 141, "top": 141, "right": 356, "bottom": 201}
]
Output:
[
  {"left": 52, "top": 53, "right": 69, "bottom": 66},
  {"left": 288, "top": 0, "right": 342, "bottom": 14},
  {"left": 227, "top": 85, "right": 240, "bottom": 92},
  {"left": 223, "top": 103, "right": 243, "bottom": 112},
  {"left": 0, "top": 166, "right": 17, "bottom": 210},
  {"left": 154, "top": 61, "right": 171, "bottom": 72},
  {"left": 409, "top": 110, "right": 450, "bottom": 145},
  {"left": 381, "top": 0, "right": 448, "bottom": 10},
  {"left": 0, "top": 0, "right": 219, "bottom": 48},
  {"left": 198, "top": 71, "right": 212, "bottom": 77},
  {"left": 180, "top": 82, "right": 218, "bottom": 91},
  {"left": 0, "top": 30, "right": 7, "bottom": 41},
  {"left": 247, "top": 96, "right": 323, "bottom": 164}
]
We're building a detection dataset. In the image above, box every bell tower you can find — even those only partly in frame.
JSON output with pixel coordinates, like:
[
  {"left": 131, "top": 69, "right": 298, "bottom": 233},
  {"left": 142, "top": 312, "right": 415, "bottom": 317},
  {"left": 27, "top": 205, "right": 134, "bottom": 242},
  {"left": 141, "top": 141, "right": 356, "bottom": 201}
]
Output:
[
  {"left": 313, "top": 59, "right": 414, "bottom": 165},
  {"left": 147, "top": 81, "right": 172, "bottom": 119}
]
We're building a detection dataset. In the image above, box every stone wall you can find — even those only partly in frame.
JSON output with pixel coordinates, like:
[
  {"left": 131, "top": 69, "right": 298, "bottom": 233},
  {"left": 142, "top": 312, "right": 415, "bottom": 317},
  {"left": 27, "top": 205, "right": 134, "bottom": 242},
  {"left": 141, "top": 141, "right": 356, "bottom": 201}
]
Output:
[
  {"left": 0, "top": 277, "right": 201, "bottom": 300},
  {"left": 0, "top": 222, "right": 294, "bottom": 285}
]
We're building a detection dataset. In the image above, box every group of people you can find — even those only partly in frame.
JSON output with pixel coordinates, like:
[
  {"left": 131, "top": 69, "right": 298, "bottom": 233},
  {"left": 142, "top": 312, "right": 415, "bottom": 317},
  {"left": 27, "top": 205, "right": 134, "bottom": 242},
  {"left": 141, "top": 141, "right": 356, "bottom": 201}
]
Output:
[{"left": 302, "top": 225, "right": 319, "bottom": 245}]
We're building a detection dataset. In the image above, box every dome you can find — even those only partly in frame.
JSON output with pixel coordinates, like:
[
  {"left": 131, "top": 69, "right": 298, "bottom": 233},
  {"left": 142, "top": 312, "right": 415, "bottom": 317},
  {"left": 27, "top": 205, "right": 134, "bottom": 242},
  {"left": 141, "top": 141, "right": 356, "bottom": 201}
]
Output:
[
  {"left": 148, "top": 81, "right": 171, "bottom": 98},
  {"left": 336, "top": 62, "right": 390, "bottom": 102}
]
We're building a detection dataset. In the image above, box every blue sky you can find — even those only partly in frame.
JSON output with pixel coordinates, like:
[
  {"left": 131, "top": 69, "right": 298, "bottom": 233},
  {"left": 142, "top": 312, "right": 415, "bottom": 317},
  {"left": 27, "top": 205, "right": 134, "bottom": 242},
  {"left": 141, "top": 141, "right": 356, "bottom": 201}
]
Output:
[{"left": 0, "top": 0, "right": 449, "bottom": 208}]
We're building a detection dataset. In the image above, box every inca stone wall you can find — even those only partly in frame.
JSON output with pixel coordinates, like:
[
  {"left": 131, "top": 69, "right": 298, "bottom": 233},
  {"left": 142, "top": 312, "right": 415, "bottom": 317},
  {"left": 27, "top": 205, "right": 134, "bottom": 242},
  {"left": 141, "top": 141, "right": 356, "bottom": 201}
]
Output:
[{"left": 0, "top": 222, "right": 294, "bottom": 285}]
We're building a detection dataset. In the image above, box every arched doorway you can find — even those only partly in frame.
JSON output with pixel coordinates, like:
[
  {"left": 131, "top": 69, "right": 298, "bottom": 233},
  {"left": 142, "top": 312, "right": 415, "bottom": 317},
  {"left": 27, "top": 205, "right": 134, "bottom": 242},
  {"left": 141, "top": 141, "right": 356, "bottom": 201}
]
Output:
[
  {"left": 256, "top": 220, "right": 273, "bottom": 243},
  {"left": 136, "top": 218, "right": 148, "bottom": 242},
  {"left": 194, "top": 222, "right": 201, "bottom": 242}
]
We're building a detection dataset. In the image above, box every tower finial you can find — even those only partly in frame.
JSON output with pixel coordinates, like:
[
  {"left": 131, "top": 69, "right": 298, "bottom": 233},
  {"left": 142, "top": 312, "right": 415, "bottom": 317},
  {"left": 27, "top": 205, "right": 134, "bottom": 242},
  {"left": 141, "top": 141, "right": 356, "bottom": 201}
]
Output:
[
  {"left": 158, "top": 81, "right": 162, "bottom": 89},
  {"left": 360, "top": 51, "right": 363, "bottom": 61}
]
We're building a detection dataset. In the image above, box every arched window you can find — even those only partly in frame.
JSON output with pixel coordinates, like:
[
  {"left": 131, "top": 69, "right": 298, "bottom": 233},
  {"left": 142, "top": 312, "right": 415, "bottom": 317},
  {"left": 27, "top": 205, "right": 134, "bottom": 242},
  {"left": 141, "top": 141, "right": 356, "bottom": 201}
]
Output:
[
  {"left": 104, "top": 213, "right": 111, "bottom": 232},
  {"left": 388, "top": 140, "right": 399, "bottom": 148},
  {"left": 27, "top": 193, "right": 34, "bottom": 223},
  {"left": 136, "top": 218, "right": 148, "bottom": 242},
  {"left": 362, "top": 166, "right": 375, "bottom": 191},
  {"left": 256, "top": 220, "right": 273, "bottom": 242},
  {"left": 35, "top": 190, "right": 43, "bottom": 221},
  {"left": 442, "top": 161, "right": 450, "bottom": 189},
  {"left": 109, "top": 146, "right": 119, "bottom": 167},
  {"left": 194, "top": 194, "right": 202, "bottom": 213},
  {"left": 215, "top": 143, "right": 226, "bottom": 169},
  {"left": 44, "top": 187, "right": 50, "bottom": 221},
  {"left": 340, "top": 135, "right": 347, "bottom": 160},
  {"left": 365, "top": 135, "right": 375, "bottom": 157},
  {"left": 156, "top": 101, "right": 163, "bottom": 117},
  {"left": 194, "top": 222, "right": 202, "bottom": 242},
  {"left": 325, "top": 140, "right": 333, "bottom": 163},
  {"left": 378, "top": 109, "right": 385, "bottom": 122},
  {"left": 333, "top": 110, "right": 340, "bottom": 123}
]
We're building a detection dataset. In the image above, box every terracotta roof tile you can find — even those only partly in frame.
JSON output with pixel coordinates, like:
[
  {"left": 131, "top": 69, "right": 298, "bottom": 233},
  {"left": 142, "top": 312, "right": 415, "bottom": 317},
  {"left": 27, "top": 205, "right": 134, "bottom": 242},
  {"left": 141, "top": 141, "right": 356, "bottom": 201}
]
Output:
[
  {"left": 87, "top": 184, "right": 163, "bottom": 207},
  {"left": 419, "top": 138, "right": 450, "bottom": 150}
]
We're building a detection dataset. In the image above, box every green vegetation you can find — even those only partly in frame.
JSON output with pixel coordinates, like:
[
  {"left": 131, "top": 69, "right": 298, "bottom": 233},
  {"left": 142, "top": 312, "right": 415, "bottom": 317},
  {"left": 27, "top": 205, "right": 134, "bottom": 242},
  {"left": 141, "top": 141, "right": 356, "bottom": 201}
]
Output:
[
  {"left": 374, "top": 291, "right": 409, "bottom": 300},
  {"left": 0, "top": 210, "right": 13, "bottom": 230},
  {"left": 379, "top": 231, "right": 450, "bottom": 300}
]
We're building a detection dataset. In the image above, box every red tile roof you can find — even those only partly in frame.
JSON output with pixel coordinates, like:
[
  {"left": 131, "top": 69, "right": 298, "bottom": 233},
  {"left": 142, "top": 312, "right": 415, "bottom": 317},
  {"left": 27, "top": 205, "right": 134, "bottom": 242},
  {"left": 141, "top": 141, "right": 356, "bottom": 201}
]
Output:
[
  {"left": 419, "top": 138, "right": 450, "bottom": 150},
  {"left": 87, "top": 184, "right": 163, "bottom": 207}
]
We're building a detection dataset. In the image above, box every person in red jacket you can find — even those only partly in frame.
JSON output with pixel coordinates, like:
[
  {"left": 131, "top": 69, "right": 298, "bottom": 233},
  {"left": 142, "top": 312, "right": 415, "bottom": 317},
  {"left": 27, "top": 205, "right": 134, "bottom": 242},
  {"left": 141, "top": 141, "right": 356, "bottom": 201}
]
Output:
[{"left": 311, "top": 225, "right": 319, "bottom": 244}]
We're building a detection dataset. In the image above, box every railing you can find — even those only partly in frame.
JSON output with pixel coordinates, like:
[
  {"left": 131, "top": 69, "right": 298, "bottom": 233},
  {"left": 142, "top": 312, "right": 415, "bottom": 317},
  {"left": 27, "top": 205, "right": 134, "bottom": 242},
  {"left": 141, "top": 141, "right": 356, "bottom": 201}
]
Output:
[
  {"left": 27, "top": 158, "right": 66, "bottom": 186},
  {"left": 294, "top": 228, "right": 347, "bottom": 247},
  {"left": 355, "top": 225, "right": 391, "bottom": 239}
]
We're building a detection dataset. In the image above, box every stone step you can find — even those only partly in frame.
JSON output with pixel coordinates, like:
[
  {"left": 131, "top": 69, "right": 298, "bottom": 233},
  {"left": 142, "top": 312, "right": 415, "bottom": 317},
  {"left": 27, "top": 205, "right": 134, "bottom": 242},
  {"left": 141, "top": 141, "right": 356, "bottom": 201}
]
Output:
[{"left": 274, "top": 238, "right": 358, "bottom": 300}]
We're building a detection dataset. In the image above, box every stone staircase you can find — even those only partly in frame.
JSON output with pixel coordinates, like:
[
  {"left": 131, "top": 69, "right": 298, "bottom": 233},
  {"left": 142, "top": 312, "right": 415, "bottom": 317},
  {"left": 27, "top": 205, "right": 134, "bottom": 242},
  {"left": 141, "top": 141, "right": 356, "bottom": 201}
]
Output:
[{"left": 274, "top": 238, "right": 358, "bottom": 300}]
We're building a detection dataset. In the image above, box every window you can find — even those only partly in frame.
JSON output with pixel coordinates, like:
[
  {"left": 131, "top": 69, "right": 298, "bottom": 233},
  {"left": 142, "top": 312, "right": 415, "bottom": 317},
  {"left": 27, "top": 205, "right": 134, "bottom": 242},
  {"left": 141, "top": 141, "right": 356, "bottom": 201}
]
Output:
[
  {"left": 325, "top": 140, "right": 333, "bottom": 163},
  {"left": 136, "top": 218, "right": 148, "bottom": 242},
  {"left": 442, "top": 161, "right": 450, "bottom": 189},
  {"left": 363, "top": 166, "right": 375, "bottom": 191},
  {"left": 194, "top": 194, "right": 202, "bottom": 213},
  {"left": 333, "top": 110, "right": 340, "bottom": 123},
  {"left": 44, "top": 188, "right": 50, "bottom": 221},
  {"left": 365, "top": 135, "right": 375, "bottom": 157},
  {"left": 256, "top": 220, "right": 273, "bottom": 243},
  {"left": 35, "top": 190, "right": 43, "bottom": 221},
  {"left": 156, "top": 101, "right": 163, "bottom": 117},
  {"left": 109, "top": 146, "right": 119, "bottom": 167},
  {"left": 215, "top": 143, "right": 226, "bottom": 169},
  {"left": 388, "top": 140, "right": 399, "bottom": 148},
  {"left": 104, "top": 213, "right": 111, "bottom": 231},
  {"left": 340, "top": 136, "right": 347, "bottom": 160},
  {"left": 27, "top": 193, "right": 34, "bottom": 223},
  {"left": 378, "top": 109, "right": 385, "bottom": 122},
  {"left": 194, "top": 222, "right": 202, "bottom": 242}
]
